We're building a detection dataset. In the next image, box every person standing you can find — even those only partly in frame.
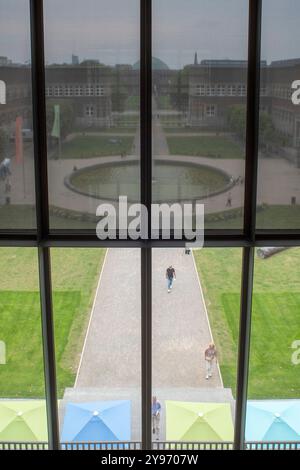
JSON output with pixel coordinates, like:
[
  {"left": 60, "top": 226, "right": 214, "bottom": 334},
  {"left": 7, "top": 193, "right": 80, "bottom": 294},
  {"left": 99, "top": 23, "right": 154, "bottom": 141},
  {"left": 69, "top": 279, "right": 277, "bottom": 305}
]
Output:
[
  {"left": 226, "top": 192, "right": 232, "bottom": 208},
  {"left": 166, "top": 265, "right": 176, "bottom": 293},
  {"left": 205, "top": 343, "right": 217, "bottom": 380},
  {"left": 152, "top": 396, "right": 161, "bottom": 440}
]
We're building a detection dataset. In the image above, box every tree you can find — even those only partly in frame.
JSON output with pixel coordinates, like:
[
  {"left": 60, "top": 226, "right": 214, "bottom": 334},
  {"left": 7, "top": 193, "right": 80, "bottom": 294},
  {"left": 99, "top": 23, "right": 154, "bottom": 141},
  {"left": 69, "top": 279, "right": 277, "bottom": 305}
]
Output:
[{"left": 226, "top": 105, "right": 246, "bottom": 139}]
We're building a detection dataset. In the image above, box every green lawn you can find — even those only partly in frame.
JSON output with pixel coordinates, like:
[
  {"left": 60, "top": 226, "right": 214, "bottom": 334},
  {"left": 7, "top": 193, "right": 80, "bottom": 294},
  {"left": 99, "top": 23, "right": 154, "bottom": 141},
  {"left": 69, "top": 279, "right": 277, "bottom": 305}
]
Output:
[
  {"left": 125, "top": 95, "right": 139, "bottom": 111},
  {"left": 167, "top": 136, "right": 244, "bottom": 159},
  {"left": 194, "top": 248, "right": 300, "bottom": 399},
  {"left": 0, "top": 206, "right": 97, "bottom": 230},
  {"left": 0, "top": 248, "right": 105, "bottom": 398},
  {"left": 73, "top": 127, "right": 136, "bottom": 134},
  {"left": 205, "top": 205, "right": 300, "bottom": 230},
  {"left": 55, "top": 135, "right": 134, "bottom": 159}
]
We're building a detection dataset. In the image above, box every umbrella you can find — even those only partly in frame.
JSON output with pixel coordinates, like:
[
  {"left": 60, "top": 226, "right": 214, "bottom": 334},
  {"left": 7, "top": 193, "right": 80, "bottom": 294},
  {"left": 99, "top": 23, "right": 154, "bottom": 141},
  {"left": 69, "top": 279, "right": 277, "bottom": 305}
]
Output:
[
  {"left": 61, "top": 400, "right": 131, "bottom": 443},
  {"left": 166, "top": 401, "right": 234, "bottom": 442},
  {"left": 246, "top": 400, "right": 300, "bottom": 442},
  {"left": 0, "top": 400, "right": 47, "bottom": 442}
]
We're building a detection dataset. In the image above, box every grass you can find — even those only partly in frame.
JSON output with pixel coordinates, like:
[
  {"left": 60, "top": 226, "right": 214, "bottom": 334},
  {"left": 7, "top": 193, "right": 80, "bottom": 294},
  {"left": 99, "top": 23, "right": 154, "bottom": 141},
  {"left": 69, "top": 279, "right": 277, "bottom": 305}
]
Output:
[
  {"left": 164, "top": 128, "right": 228, "bottom": 133},
  {"left": 167, "top": 136, "right": 244, "bottom": 159},
  {"left": 0, "top": 206, "right": 97, "bottom": 230},
  {"left": 2, "top": 204, "right": 299, "bottom": 232},
  {"left": 205, "top": 205, "right": 300, "bottom": 230},
  {"left": 125, "top": 95, "right": 139, "bottom": 111},
  {"left": 0, "top": 248, "right": 105, "bottom": 398},
  {"left": 73, "top": 127, "right": 136, "bottom": 134},
  {"left": 194, "top": 247, "right": 300, "bottom": 398},
  {"left": 54, "top": 135, "right": 134, "bottom": 159}
]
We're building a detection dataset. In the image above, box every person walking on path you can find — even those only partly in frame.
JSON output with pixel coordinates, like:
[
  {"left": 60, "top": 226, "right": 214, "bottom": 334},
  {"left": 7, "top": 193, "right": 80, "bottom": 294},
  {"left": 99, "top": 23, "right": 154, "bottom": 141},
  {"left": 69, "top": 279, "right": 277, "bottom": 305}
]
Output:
[
  {"left": 226, "top": 192, "right": 232, "bottom": 208},
  {"left": 152, "top": 396, "right": 161, "bottom": 440},
  {"left": 166, "top": 265, "right": 176, "bottom": 293},
  {"left": 205, "top": 343, "right": 217, "bottom": 380}
]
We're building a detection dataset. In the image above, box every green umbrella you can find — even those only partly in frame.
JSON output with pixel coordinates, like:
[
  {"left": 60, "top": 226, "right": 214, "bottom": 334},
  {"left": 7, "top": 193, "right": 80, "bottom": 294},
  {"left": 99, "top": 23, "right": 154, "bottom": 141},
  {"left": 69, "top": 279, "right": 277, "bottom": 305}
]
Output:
[
  {"left": 166, "top": 401, "right": 234, "bottom": 442},
  {"left": 0, "top": 401, "right": 48, "bottom": 442}
]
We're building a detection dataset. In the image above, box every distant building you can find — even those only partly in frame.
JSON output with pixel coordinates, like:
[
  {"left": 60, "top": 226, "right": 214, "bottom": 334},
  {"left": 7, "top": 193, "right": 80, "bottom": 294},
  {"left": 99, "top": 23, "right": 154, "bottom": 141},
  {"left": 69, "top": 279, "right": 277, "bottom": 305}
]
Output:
[
  {"left": 0, "top": 56, "right": 10, "bottom": 66},
  {"left": 0, "top": 56, "right": 300, "bottom": 164},
  {"left": 72, "top": 54, "right": 79, "bottom": 66}
]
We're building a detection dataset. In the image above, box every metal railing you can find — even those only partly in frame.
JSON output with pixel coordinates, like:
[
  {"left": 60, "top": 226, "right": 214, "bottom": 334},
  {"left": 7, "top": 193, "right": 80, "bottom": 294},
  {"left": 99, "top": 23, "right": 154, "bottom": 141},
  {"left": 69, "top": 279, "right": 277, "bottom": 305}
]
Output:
[
  {"left": 0, "top": 441, "right": 299, "bottom": 451},
  {"left": 245, "top": 442, "right": 300, "bottom": 450},
  {"left": 153, "top": 442, "right": 233, "bottom": 450}
]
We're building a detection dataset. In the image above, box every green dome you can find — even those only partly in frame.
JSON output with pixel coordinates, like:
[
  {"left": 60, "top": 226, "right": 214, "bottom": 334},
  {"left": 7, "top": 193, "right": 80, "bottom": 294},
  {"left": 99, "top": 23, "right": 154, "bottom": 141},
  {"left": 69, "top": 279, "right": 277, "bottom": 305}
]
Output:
[{"left": 133, "top": 57, "right": 169, "bottom": 70}]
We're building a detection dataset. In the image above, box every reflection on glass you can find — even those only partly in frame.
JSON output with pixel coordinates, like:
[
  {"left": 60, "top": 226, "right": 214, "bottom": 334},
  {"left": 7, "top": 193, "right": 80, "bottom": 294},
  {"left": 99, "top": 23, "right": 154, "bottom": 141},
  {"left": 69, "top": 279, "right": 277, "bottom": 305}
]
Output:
[
  {"left": 152, "top": 248, "right": 242, "bottom": 446},
  {"left": 257, "top": 0, "right": 300, "bottom": 230},
  {"left": 50, "top": 248, "right": 141, "bottom": 446},
  {"left": 153, "top": 0, "right": 248, "bottom": 230},
  {"left": 0, "top": 248, "right": 47, "bottom": 443},
  {"left": 0, "top": 0, "right": 36, "bottom": 230},
  {"left": 246, "top": 247, "right": 300, "bottom": 446},
  {"left": 43, "top": 0, "right": 140, "bottom": 230}
]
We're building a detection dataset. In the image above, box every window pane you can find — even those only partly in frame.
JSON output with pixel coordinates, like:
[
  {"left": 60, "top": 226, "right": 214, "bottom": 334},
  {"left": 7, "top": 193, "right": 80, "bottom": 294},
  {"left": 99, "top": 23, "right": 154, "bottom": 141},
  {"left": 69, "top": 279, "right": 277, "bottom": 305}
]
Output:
[
  {"left": 152, "top": 248, "right": 242, "bottom": 448},
  {"left": 257, "top": 0, "right": 300, "bottom": 230},
  {"left": 50, "top": 248, "right": 141, "bottom": 448},
  {"left": 43, "top": 0, "right": 140, "bottom": 231},
  {"left": 0, "top": 0, "right": 36, "bottom": 230},
  {"left": 246, "top": 247, "right": 300, "bottom": 448},
  {"left": 153, "top": 0, "right": 248, "bottom": 230},
  {"left": 0, "top": 248, "right": 47, "bottom": 444}
]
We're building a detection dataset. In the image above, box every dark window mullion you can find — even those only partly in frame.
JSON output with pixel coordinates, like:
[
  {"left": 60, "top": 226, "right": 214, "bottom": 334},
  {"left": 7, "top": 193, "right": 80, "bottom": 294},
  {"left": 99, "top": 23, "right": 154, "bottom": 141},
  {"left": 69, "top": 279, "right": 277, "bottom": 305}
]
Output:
[
  {"left": 30, "top": 0, "right": 60, "bottom": 450},
  {"left": 140, "top": 0, "right": 152, "bottom": 450},
  {"left": 235, "top": 0, "right": 262, "bottom": 451}
]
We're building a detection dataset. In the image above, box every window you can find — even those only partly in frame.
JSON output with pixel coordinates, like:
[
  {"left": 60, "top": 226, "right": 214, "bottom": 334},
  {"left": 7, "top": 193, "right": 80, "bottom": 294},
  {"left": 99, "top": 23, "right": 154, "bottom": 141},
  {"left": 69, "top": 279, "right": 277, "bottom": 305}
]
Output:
[
  {"left": 85, "top": 84, "right": 94, "bottom": 96},
  {"left": 0, "top": 248, "right": 48, "bottom": 443},
  {"left": 246, "top": 247, "right": 300, "bottom": 448},
  {"left": 257, "top": 0, "right": 300, "bottom": 230},
  {"left": 196, "top": 84, "right": 205, "bottom": 96},
  {"left": 206, "top": 105, "right": 216, "bottom": 117},
  {"left": 44, "top": 0, "right": 140, "bottom": 230},
  {"left": 95, "top": 84, "right": 104, "bottom": 96},
  {"left": 0, "top": 0, "right": 299, "bottom": 453},
  {"left": 85, "top": 105, "right": 94, "bottom": 117},
  {"left": 0, "top": 0, "right": 36, "bottom": 230},
  {"left": 228, "top": 85, "right": 236, "bottom": 96}
]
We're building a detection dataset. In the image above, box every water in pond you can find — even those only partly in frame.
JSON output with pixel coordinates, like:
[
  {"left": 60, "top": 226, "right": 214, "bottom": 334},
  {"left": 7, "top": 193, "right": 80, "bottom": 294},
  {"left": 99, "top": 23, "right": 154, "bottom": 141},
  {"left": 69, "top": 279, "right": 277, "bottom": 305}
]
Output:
[{"left": 70, "top": 160, "right": 230, "bottom": 203}]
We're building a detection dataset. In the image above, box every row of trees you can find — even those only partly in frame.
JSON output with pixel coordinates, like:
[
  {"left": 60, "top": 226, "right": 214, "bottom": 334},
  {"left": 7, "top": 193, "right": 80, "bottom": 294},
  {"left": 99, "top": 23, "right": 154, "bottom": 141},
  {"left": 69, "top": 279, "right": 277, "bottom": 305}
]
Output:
[{"left": 226, "top": 105, "right": 289, "bottom": 149}]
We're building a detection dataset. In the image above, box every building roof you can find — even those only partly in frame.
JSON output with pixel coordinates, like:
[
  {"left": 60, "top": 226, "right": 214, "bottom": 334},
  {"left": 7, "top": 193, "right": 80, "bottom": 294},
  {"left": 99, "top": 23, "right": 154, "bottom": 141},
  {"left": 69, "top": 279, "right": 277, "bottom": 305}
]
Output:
[{"left": 133, "top": 57, "right": 169, "bottom": 70}]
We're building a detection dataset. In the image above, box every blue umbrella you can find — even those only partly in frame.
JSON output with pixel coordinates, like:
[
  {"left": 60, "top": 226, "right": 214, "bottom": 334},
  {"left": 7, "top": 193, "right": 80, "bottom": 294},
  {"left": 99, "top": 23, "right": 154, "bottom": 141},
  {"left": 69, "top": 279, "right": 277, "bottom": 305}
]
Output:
[
  {"left": 246, "top": 400, "right": 300, "bottom": 443},
  {"left": 61, "top": 400, "right": 131, "bottom": 444}
]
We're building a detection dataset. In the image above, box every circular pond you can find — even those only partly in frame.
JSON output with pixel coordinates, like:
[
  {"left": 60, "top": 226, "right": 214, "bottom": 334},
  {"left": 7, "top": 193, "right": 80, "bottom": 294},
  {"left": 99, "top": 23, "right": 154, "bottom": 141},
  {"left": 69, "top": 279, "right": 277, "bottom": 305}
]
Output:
[{"left": 67, "top": 160, "right": 232, "bottom": 203}]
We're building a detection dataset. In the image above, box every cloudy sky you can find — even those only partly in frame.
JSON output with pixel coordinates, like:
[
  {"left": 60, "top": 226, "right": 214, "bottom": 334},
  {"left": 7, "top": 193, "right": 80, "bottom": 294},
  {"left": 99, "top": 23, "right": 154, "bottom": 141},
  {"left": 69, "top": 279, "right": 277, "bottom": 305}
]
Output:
[{"left": 0, "top": 0, "right": 299, "bottom": 68}]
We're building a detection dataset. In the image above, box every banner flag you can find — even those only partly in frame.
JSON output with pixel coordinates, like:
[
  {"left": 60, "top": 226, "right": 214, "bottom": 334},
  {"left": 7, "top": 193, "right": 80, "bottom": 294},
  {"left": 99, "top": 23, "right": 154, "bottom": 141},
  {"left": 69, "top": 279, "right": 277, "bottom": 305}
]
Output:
[{"left": 51, "top": 105, "right": 61, "bottom": 139}]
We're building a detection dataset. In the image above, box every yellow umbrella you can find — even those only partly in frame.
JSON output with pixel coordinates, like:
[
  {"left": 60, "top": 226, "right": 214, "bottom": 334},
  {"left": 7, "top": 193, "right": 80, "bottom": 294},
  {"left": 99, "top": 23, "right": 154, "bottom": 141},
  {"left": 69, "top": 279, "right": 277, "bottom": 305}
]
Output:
[
  {"left": 0, "top": 400, "right": 48, "bottom": 442},
  {"left": 166, "top": 401, "right": 234, "bottom": 442}
]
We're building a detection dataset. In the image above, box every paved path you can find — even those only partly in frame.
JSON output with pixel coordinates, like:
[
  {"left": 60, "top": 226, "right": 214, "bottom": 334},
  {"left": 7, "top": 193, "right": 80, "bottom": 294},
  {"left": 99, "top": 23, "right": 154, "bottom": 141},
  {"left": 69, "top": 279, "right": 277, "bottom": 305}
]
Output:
[
  {"left": 72, "top": 247, "right": 224, "bottom": 440},
  {"left": 76, "top": 248, "right": 222, "bottom": 389}
]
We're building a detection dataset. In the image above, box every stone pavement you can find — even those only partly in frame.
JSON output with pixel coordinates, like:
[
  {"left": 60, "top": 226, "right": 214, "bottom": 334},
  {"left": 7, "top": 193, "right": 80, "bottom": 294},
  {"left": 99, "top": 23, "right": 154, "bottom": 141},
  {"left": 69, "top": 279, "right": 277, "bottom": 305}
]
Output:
[
  {"left": 75, "top": 248, "right": 222, "bottom": 390},
  {"left": 71, "top": 248, "right": 229, "bottom": 441}
]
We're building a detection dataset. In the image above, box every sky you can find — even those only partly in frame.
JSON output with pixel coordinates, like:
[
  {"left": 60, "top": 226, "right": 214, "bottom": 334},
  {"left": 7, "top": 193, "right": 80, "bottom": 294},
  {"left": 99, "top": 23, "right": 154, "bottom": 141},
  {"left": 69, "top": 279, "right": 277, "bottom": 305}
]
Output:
[{"left": 0, "top": 0, "right": 299, "bottom": 68}]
